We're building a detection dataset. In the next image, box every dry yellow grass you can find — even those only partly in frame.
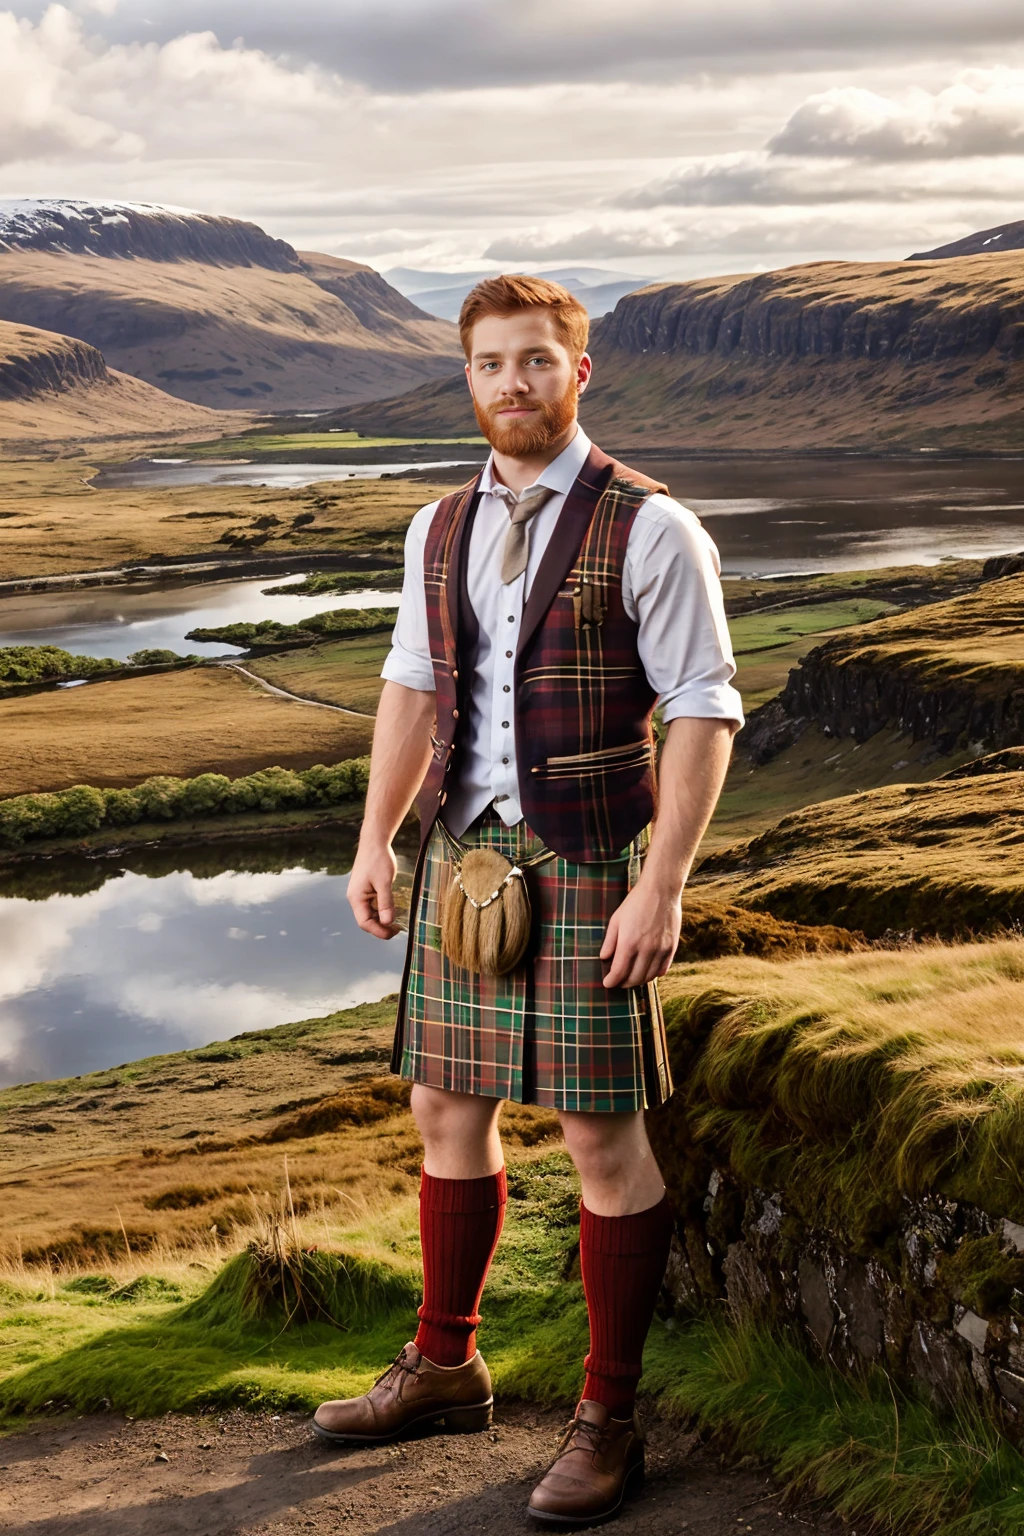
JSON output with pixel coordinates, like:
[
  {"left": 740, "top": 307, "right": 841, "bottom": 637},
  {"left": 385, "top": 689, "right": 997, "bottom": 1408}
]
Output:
[
  {"left": 0, "top": 460, "right": 458, "bottom": 580},
  {"left": 0, "top": 665, "right": 374, "bottom": 795},
  {"left": 249, "top": 635, "right": 392, "bottom": 715},
  {"left": 696, "top": 764, "right": 1024, "bottom": 936}
]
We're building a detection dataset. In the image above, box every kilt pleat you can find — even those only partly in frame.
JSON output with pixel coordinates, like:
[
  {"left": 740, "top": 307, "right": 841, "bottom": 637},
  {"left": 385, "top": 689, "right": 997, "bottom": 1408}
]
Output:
[{"left": 395, "top": 809, "right": 673, "bottom": 1113}]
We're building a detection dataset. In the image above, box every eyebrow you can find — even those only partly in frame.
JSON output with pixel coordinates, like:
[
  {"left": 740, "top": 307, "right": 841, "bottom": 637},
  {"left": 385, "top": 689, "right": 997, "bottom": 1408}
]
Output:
[{"left": 472, "top": 347, "right": 557, "bottom": 361}]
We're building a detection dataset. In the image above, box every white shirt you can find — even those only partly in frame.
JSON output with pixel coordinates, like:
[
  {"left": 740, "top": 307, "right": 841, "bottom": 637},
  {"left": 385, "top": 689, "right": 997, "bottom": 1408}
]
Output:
[{"left": 381, "top": 426, "right": 744, "bottom": 836}]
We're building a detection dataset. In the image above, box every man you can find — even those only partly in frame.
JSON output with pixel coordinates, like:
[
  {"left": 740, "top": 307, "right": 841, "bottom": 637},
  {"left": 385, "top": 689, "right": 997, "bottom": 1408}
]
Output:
[{"left": 314, "top": 275, "right": 743, "bottom": 1526}]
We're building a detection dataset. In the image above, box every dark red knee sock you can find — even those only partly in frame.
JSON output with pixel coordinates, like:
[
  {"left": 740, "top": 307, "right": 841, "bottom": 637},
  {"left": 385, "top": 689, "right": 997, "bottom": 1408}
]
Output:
[
  {"left": 413, "top": 1167, "right": 508, "bottom": 1367},
  {"left": 579, "top": 1193, "right": 675, "bottom": 1418}
]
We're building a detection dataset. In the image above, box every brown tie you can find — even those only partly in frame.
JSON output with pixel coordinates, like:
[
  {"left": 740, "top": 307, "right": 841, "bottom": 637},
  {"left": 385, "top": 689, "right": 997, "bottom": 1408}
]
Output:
[{"left": 498, "top": 484, "right": 557, "bottom": 585}]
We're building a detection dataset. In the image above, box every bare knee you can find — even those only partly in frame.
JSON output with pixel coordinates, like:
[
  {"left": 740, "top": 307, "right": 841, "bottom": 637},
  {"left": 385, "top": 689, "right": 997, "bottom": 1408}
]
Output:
[
  {"left": 559, "top": 1112, "right": 638, "bottom": 1185},
  {"left": 411, "top": 1084, "right": 503, "bottom": 1178}
]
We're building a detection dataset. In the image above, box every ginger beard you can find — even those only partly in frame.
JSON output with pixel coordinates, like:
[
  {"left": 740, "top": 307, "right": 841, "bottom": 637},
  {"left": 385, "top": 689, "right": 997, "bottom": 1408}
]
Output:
[{"left": 472, "top": 374, "right": 579, "bottom": 457}]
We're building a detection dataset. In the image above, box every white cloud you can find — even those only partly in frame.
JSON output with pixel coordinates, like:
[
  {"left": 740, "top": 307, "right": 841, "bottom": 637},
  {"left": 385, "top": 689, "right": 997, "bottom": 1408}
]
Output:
[{"left": 770, "top": 71, "right": 1024, "bottom": 160}]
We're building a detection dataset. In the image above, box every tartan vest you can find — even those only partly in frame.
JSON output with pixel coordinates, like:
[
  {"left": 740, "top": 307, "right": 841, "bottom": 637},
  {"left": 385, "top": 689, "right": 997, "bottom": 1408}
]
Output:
[{"left": 418, "top": 443, "right": 667, "bottom": 862}]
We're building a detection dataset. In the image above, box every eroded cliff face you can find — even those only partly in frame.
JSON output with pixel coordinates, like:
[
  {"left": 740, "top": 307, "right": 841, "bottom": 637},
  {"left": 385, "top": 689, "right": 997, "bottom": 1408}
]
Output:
[
  {"left": 0, "top": 322, "right": 110, "bottom": 402},
  {"left": 757, "top": 573, "right": 1024, "bottom": 758}
]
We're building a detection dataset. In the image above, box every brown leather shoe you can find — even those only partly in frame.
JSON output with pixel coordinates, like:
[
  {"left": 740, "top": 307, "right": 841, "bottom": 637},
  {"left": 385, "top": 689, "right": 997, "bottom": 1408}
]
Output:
[
  {"left": 527, "top": 1400, "right": 645, "bottom": 1527},
  {"left": 312, "top": 1342, "right": 493, "bottom": 1445}
]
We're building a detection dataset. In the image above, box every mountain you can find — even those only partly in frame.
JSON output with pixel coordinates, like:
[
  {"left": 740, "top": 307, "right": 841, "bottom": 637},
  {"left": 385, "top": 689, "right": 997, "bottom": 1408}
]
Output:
[
  {"left": 0, "top": 317, "right": 226, "bottom": 445},
  {"left": 384, "top": 264, "right": 655, "bottom": 321},
  {"left": 908, "top": 219, "right": 1024, "bottom": 261},
  {"left": 338, "top": 250, "right": 1024, "bottom": 450},
  {"left": 0, "top": 200, "right": 460, "bottom": 412}
]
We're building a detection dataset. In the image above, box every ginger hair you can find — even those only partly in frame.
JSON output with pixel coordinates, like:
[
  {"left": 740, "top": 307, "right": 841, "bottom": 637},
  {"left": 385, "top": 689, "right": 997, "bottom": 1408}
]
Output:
[{"left": 459, "top": 274, "right": 589, "bottom": 363}]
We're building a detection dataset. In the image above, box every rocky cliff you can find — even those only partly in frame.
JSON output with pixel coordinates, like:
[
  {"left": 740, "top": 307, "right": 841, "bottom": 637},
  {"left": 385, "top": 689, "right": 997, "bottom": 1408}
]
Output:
[
  {"left": 0, "top": 318, "right": 225, "bottom": 443},
  {"left": 0, "top": 201, "right": 460, "bottom": 412},
  {"left": 340, "top": 249, "right": 1024, "bottom": 449},
  {"left": 773, "top": 573, "right": 1024, "bottom": 756}
]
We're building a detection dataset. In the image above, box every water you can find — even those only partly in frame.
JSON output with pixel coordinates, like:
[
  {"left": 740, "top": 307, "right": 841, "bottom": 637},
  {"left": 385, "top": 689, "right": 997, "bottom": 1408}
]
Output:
[
  {"left": 636, "top": 456, "right": 1024, "bottom": 576},
  {"left": 0, "top": 834, "right": 410, "bottom": 1088},
  {"left": 94, "top": 458, "right": 478, "bottom": 491},
  {"left": 0, "top": 573, "right": 400, "bottom": 661},
  {"left": 92, "top": 454, "right": 1024, "bottom": 576}
]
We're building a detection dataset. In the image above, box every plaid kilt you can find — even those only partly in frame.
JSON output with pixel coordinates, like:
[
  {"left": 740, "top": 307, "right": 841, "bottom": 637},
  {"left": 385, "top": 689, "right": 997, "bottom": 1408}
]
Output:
[{"left": 394, "top": 808, "right": 673, "bottom": 1113}]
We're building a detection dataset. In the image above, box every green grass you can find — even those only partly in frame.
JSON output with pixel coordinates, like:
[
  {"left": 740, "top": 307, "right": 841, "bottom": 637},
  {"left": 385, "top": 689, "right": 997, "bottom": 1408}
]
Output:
[{"left": 728, "top": 598, "right": 896, "bottom": 655}]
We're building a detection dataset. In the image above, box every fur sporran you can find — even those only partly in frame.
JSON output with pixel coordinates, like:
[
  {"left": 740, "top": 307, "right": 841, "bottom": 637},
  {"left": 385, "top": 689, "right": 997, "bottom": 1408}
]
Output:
[{"left": 440, "top": 847, "right": 534, "bottom": 976}]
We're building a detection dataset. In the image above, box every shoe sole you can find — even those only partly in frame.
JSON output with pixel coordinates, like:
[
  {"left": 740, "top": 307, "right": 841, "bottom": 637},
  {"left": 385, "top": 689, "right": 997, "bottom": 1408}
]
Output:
[
  {"left": 311, "top": 1398, "right": 493, "bottom": 1446},
  {"left": 526, "top": 1456, "right": 645, "bottom": 1528}
]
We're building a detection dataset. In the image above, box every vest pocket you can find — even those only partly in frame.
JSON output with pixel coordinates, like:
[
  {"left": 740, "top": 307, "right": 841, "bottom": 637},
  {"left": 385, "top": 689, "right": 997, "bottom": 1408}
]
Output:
[{"left": 532, "top": 739, "right": 653, "bottom": 780}]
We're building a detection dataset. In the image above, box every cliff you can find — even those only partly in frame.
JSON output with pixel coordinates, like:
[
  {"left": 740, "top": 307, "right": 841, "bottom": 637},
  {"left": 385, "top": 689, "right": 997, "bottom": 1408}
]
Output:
[
  {"left": 0, "top": 318, "right": 226, "bottom": 444},
  {"left": 0, "top": 201, "right": 460, "bottom": 412},
  {"left": 339, "top": 250, "right": 1024, "bottom": 449},
  {"left": 773, "top": 573, "right": 1024, "bottom": 756}
]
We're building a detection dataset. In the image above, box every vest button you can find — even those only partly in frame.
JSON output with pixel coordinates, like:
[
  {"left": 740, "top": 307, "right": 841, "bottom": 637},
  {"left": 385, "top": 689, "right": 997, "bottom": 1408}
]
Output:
[
  {"left": 573, "top": 585, "right": 582, "bottom": 595},
  {"left": 440, "top": 791, "right": 448, "bottom": 805},
  {"left": 452, "top": 708, "right": 459, "bottom": 719},
  {"left": 452, "top": 668, "right": 459, "bottom": 681}
]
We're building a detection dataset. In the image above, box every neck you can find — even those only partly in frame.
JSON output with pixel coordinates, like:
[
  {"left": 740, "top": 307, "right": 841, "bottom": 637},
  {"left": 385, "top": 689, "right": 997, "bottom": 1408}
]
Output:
[{"left": 489, "top": 420, "right": 579, "bottom": 496}]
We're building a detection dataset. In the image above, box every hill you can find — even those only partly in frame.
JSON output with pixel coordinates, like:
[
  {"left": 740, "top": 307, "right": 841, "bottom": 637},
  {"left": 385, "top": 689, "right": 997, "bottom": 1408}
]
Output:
[
  {"left": 0, "top": 200, "right": 460, "bottom": 412},
  {"left": 0, "top": 318, "right": 226, "bottom": 445},
  {"left": 385, "top": 263, "right": 655, "bottom": 320},
  {"left": 337, "top": 250, "right": 1024, "bottom": 449},
  {"left": 909, "top": 218, "right": 1024, "bottom": 261}
]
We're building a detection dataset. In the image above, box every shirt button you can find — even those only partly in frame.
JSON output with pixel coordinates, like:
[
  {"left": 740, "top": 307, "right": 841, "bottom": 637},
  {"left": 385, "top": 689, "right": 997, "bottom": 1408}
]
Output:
[
  {"left": 501, "top": 720, "right": 509, "bottom": 729},
  {"left": 505, "top": 650, "right": 512, "bottom": 658},
  {"left": 502, "top": 756, "right": 509, "bottom": 765},
  {"left": 507, "top": 615, "right": 515, "bottom": 623},
  {"left": 502, "top": 684, "right": 510, "bottom": 693}
]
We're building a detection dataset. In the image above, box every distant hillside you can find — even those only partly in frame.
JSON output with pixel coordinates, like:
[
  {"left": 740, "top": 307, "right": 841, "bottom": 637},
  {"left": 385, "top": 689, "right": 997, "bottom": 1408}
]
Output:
[
  {"left": 340, "top": 251, "right": 1024, "bottom": 450},
  {"left": 908, "top": 219, "right": 1024, "bottom": 261},
  {"left": 0, "top": 318, "right": 226, "bottom": 444},
  {"left": 0, "top": 200, "right": 460, "bottom": 412}
]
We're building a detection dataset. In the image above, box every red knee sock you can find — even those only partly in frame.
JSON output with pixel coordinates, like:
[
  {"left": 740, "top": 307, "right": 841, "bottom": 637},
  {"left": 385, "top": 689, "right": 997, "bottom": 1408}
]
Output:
[
  {"left": 413, "top": 1167, "right": 508, "bottom": 1367},
  {"left": 579, "top": 1193, "right": 675, "bottom": 1419}
]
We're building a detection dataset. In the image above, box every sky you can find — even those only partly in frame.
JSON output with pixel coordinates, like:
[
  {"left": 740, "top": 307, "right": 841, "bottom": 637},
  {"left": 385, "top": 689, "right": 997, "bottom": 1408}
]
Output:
[{"left": 4, "top": 1, "right": 1024, "bottom": 277}]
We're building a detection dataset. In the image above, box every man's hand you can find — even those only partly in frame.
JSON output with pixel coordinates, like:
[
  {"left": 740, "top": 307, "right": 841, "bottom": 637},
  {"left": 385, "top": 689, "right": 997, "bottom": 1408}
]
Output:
[
  {"left": 600, "top": 875, "right": 681, "bottom": 989},
  {"left": 348, "top": 840, "right": 401, "bottom": 939}
]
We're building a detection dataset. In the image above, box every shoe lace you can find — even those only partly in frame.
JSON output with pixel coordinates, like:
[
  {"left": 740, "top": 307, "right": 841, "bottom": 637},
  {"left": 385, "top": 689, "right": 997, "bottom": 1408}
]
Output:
[
  {"left": 374, "top": 1349, "right": 421, "bottom": 1392},
  {"left": 553, "top": 1413, "right": 606, "bottom": 1461}
]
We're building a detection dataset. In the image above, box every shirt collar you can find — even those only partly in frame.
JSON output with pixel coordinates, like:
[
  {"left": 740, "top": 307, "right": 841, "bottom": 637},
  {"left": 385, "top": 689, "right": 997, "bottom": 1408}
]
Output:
[{"left": 480, "top": 424, "right": 592, "bottom": 500}]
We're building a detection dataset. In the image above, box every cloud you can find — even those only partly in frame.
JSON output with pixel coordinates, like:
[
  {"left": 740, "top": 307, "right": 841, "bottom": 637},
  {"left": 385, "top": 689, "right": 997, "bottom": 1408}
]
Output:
[
  {"left": 19, "top": 0, "right": 1024, "bottom": 90},
  {"left": 771, "top": 72, "right": 1024, "bottom": 159},
  {"left": 0, "top": 7, "right": 141, "bottom": 159}
]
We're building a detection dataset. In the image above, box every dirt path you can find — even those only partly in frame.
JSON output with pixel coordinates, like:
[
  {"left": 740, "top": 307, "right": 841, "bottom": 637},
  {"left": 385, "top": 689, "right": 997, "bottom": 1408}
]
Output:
[
  {"left": 0, "top": 1406, "right": 848, "bottom": 1536},
  {"left": 219, "top": 662, "right": 374, "bottom": 718}
]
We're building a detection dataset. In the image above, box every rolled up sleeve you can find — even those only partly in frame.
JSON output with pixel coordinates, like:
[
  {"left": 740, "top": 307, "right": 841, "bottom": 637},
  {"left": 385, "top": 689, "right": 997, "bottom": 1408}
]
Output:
[
  {"left": 380, "top": 502, "right": 438, "bottom": 693},
  {"left": 625, "top": 495, "right": 744, "bottom": 730}
]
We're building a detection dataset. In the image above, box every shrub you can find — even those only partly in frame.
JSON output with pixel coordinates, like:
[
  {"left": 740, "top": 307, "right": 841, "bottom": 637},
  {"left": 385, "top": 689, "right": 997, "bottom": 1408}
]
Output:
[
  {"left": 132, "top": 776, "right": 187, "bottom": 820},
  {"left": 54, "top": 785, "right": 107, "bottom": 837},
  {"left": 126, "top": 649, "right": 185, "bottom": 667},
  {"left": 177, "top": 773, "right": 232, "bottom": 817},
  {"left": 104, "top": 788, "right": 145, "bottom": 826}
]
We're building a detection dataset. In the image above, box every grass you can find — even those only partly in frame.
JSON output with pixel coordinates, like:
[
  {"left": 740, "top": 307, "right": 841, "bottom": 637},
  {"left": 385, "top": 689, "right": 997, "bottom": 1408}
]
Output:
[
  {"left": 248, "top": 635, "right": 392, "bottom": 714},
  {"left": 728, "top": 597, "right": 896, "bottom": 655},
  {"left": 0, "top": 665, "right": 374, "bottom": 797},
  {"left": 651, "top": 939, "right": 1024, "bottom": 1238},
  {"left": 697, "top": 760, "right": 1024, "bottom": 934}
]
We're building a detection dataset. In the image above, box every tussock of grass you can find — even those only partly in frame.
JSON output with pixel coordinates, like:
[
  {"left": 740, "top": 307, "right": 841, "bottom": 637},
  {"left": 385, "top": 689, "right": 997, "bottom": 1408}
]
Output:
[
  {"left": 697, "top": 766, "right": 1024, "bottom": 937},
  {"left": 652, "top": 940, "right": 1024, "bottom": 1238}
]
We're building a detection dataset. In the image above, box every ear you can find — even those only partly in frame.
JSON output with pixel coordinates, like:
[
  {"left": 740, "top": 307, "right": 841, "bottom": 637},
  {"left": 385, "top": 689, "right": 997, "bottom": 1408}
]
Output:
[{"left": 576, "top": 352, "right": 593, "bottom": 397}]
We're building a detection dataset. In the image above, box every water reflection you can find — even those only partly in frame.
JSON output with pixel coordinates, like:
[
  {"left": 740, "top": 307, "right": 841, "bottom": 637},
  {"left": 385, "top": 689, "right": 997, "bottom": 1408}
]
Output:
[
  {"left": 0, "top": 573, "right": 400, "bottom": 661},
  {"left": 0, "top": 832, "right": 411, "bottom": 1087},
  {"left": 94, "top": 459, "right": 478, "bottom": 491}
]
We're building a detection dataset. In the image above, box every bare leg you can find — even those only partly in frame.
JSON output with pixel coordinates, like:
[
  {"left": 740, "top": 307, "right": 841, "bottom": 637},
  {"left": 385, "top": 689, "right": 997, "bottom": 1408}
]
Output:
[
  {"left": 558, "top": 1108, "right": 665, "bottom": 1215},
  {"left": 411, "top": 1082, "right": 504, "bottom": 1178}
]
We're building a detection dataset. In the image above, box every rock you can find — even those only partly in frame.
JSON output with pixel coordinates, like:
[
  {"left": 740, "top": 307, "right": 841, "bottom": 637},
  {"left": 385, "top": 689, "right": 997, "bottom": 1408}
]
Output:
[
  {"left": 996, "top": 1368, "right": 1024, "bottom": 1411},
  {"left": 841, "top": 1261, "right": 886, "bottom": 1362},
  {"left": 153, "top": 1452, "right": 170, "bottom": 1464},
  {"left": 908, "top": 1322, "right": 974, "bottom": 1410},
  {"left": 724, "top": 1240, "right": 772, "bottom": 1321},
  {"left": 955, "top": 1310, "right": 989, "bottom": 1352},
  {"left": 1002, "top": 1219, "right": 1024, "bottom": 1254},
  {"left": 798, "top": 1259, "right": 835, "bottom": 1355}
]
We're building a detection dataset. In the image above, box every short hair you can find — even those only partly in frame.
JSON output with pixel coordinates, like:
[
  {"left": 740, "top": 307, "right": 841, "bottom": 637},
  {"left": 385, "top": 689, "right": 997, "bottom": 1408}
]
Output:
[{"left": 459, "top": 274, "right": 589, "bottom": 363}]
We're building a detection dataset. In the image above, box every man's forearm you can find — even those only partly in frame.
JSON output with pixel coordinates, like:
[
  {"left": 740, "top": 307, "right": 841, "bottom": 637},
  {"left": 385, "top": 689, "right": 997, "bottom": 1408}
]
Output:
[
  {"left": 361, "top": 680, "right": 437, "bottom": 846},
  {"left": 643, "top": 716, "right": 735, "bottom": 894}
]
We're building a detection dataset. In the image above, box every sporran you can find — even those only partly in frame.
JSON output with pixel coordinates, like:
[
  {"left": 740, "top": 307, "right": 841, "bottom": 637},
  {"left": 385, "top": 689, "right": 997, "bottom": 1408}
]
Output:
[{"left": 437, "top": 823, "right": 554, "bottom": 976}]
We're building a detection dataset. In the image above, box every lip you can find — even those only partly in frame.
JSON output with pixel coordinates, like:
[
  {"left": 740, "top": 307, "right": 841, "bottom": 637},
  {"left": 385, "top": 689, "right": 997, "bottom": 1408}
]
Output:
[{"left": 497, "top": 406, "right": 536, "bottom": 416}]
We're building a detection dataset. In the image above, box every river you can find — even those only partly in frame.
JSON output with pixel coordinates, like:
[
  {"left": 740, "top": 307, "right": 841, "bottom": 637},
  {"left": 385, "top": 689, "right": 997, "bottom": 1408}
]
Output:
[
  {"left": 0, "top": 833, "right": 411, "bottom": 1089},
  {"left": 0, "top": 572, "right": 400, "bottom": 660}
]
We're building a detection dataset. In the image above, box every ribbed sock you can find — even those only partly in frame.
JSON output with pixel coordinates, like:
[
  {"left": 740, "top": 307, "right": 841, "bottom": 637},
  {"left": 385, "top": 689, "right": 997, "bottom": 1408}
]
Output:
[
  {"left": 579, "top": 1193, "right": 675, "bottom": 1418},
  {"left": 413, "top": 1167, "right": 508, "bottom": 1367}
]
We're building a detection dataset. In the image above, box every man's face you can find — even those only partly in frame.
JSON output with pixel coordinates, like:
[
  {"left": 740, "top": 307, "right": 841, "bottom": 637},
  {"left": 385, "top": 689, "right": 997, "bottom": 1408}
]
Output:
[{"left": 465, "top": 309, "right": 591, "bottom": 457}]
